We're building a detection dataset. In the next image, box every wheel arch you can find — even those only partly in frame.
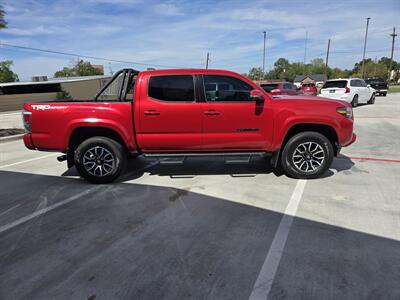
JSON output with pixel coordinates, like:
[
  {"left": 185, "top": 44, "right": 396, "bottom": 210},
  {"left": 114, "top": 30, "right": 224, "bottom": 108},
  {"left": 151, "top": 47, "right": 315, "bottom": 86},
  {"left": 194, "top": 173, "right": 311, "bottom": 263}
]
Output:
[
  {"left": 67, "top": 126, "right": 128, "bottom": 167},
  {"left": 271, "top": 123, "right": 339, "bottom": 168}
]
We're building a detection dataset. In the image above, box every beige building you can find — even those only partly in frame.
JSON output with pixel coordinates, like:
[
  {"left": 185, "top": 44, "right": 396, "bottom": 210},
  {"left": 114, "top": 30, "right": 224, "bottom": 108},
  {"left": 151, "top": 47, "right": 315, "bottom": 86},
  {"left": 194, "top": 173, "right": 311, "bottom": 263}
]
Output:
[{"left": 0, "top": 75, "right": 111, "bottom": 112}]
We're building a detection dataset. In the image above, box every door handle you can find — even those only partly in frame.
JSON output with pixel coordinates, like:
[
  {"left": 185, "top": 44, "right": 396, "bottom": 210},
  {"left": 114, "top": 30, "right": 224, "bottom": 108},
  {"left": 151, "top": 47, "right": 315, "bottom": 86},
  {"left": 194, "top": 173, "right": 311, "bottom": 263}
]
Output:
[
  {"left": 204, "top": 110, "right": 220, "bottom": 116},
  {"left": 144, "top": 110, "right": 160, "bottom": 116}
]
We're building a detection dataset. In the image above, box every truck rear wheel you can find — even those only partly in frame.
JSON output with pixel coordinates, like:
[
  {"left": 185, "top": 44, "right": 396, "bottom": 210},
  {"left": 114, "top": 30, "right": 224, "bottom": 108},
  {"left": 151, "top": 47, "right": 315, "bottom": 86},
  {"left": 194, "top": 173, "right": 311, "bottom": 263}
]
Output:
[
  {"left": 74, "top": 137, "right": 126, "bottom": 184},
  {"left": 280, "top": 132, "right": 333, "bottom": 179}
]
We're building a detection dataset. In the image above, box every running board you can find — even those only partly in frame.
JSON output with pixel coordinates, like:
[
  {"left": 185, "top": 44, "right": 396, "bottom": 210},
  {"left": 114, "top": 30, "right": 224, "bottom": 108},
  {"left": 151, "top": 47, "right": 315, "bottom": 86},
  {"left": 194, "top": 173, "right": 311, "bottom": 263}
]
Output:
[{"left": 143, "top": 152, "right": 269, "bottom": 158}]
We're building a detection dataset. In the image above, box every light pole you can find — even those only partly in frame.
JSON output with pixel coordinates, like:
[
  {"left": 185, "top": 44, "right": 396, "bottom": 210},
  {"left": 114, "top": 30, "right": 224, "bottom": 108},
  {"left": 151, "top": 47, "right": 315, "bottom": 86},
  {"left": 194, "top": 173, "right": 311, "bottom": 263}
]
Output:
[
  {"left": 388, "top": 27, "right": 397, "bottom": 81},
  {"left": 262, "top": 31, "right": 266, "bottom": 80},
  {"left": 206, "top": 52, "right": 210, "bottom": 69},
  {"left": 325, "top": 39, "right": 331, "bottom": 79},
  {"left": 361, "top": 17, "right": 371, "bottom": 79}
]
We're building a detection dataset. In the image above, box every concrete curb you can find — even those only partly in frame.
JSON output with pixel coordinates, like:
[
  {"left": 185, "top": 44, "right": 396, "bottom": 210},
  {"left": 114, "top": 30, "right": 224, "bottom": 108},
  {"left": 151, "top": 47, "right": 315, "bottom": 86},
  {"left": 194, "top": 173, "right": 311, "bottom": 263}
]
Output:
[{"left": 0, "top": 134, "right": 24, "bottom": 143}]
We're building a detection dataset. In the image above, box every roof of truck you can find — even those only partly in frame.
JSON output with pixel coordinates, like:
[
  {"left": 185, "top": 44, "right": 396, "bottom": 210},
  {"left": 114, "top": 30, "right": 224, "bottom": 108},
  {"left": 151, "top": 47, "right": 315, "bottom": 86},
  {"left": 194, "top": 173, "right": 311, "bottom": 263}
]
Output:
[{"left": 139, "top": 68, "right": 240, "bottom": 76}]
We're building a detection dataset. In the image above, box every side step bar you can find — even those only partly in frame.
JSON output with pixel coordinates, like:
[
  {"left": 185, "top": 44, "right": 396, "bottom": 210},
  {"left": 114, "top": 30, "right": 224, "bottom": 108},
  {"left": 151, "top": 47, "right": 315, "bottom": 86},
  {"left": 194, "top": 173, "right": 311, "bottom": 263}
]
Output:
[{"left": 143, "top": 152, "right": 270, "bottom": 157}]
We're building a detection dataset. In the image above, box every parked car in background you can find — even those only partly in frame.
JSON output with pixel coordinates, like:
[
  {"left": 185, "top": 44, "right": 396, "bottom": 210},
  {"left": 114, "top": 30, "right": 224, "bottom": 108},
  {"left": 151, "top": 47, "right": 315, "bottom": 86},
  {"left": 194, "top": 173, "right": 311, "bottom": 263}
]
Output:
[
  {"left": 319, "top": 78, "right": 376, "bottom": 107},
  {"left": 300, "top": 83, "right": 318, "bottom": 95},
  {"left": 365, "top": 78, "right": 388, "bottom": 96},
  {"left": 259, "top": 82, "right": 302, "bottom": 96}
]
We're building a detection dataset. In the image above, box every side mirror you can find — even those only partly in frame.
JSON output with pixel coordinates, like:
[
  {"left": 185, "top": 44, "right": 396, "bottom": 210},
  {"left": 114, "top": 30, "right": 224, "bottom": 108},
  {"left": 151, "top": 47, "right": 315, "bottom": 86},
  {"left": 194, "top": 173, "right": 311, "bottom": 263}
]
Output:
[
  {"left": 367, "top": 84, "right": 371, "bottom": 88},
  {"left": 250, "top": 89, "right": 265, "bottom": 104}
]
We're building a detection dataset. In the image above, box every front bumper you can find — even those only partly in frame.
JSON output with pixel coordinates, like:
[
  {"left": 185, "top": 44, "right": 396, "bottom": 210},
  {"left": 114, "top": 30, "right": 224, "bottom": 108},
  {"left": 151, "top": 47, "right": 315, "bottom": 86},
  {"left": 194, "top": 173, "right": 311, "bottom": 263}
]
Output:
[{"left": 343, "top": 133, "right": 357, "bottom": 147}]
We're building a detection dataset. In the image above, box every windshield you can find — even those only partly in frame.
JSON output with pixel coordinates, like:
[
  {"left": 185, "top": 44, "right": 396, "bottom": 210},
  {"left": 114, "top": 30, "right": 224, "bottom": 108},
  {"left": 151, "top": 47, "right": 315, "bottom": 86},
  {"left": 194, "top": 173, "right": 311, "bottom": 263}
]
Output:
[
  {"left": 323, "top": 80, "right": 347, "bottom": 89},
  {"left": 260, "top": 83, "right": 279, "bottom": 92},
  {"left": 302, "top": 83, "right": 315, "bottom": 87}
]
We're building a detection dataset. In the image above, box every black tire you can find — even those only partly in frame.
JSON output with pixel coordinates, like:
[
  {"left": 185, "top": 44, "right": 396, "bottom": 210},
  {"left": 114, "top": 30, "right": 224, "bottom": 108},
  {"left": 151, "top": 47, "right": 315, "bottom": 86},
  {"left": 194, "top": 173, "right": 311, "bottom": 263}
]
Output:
[
  {"left": 351, "top": 95, "right": 358, "bottom": 107},
  {"left": 368, "top": 93, "right": 376, "bottom": 104},
  {"left": 280, "top": 132, "right": 334, "bottom": 179},
  {"left": 383, "top": 92, "right": 387, "bottom": 97},
  {"left": 74, "top": 137, "right": 126, "bottom": 184}
]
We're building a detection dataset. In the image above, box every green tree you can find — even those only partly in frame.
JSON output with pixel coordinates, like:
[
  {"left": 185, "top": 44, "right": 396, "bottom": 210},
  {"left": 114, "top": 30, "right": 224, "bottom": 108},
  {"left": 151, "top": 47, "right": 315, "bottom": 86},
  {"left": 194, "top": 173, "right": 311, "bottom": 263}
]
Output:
[
  {"left": 246, "top": 67, "right": 264, "bottom": 81},
  {"left": 0, "top": 60, "right": 19, "bottom": 83},
  {"left": 0, "top": 5, "right": 7, "bottom": 29},
  {"left": 56, "top": 87, "right": 73, "bottom": 100},
  {"left": 273, "top": 58, "right": 290, "bottom": 79},
  {"left": 351, "top": 58, "right": 390, "bottom": 79},
  {"left": 54, "top": 60, "right": 103, "bottom": 77},
  {"left": 378, "top": 57, "right": 398, "bottom": 71}
]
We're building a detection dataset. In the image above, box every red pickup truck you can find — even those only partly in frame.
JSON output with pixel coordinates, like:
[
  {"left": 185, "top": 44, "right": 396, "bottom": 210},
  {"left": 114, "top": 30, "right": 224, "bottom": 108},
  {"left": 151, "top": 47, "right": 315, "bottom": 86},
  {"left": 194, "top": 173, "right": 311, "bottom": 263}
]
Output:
[{"left": 22, "top": 68, "right": 356, "bottom": 183}]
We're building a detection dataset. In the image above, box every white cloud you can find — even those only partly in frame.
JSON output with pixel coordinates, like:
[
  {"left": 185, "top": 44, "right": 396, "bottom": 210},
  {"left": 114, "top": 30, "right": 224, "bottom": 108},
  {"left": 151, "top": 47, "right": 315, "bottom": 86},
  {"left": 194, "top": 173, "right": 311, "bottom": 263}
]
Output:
[{"left": 154, "top": 3, "right": 182, "bottom": 16}]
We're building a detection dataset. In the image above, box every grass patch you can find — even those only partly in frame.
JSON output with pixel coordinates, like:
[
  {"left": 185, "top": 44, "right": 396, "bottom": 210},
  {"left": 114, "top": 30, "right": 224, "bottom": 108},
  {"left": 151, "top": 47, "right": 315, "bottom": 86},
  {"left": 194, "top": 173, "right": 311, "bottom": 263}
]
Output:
[{"left": 388, "top": 85, "right": 400, "bottom": 93}]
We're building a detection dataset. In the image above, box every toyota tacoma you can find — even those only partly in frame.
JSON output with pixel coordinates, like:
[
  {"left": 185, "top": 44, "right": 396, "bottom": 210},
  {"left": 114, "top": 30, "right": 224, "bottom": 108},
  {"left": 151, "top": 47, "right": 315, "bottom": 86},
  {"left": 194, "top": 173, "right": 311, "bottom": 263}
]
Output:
[{"left": 22, "top": 68, "right": 356, "bottom": 183}]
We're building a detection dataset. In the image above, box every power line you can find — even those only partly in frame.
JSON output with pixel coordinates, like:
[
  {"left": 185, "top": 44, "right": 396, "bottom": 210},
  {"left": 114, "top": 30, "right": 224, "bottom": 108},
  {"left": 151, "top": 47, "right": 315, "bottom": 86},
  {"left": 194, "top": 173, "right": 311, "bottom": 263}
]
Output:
[{"left": 0, "top": 42, "right": 184, "bottom": 69}]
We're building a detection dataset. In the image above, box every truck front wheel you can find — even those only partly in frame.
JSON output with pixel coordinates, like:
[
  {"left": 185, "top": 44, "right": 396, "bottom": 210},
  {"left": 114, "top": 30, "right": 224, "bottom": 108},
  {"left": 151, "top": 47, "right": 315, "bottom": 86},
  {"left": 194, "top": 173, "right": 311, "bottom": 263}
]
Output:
[
  {"left": 74, "top": 137, "right": 126, "bottom": 184},
  {"left": 280, "top": 132, "right": 333, "bottom": 179}
]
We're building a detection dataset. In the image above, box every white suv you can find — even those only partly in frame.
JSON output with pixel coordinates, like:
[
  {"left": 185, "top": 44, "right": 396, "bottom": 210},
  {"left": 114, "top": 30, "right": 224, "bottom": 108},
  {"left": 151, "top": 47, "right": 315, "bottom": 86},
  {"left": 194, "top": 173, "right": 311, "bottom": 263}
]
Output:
[{"left": 319, "top": 78, "right": 376, "bottom": 107}]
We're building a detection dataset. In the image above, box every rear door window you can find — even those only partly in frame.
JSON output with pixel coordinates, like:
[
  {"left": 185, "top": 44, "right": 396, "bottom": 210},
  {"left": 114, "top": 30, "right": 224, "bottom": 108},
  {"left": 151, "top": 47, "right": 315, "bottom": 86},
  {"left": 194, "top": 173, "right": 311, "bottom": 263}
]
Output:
[
  {"left": 148, "top": 75, "right": 194, "bottom": 102},
  {"left": 260, "top": 84, "right": 279, "bottom": 92},
  {"left": 323, "top": 80, "right": 347, "bottom": 88}
]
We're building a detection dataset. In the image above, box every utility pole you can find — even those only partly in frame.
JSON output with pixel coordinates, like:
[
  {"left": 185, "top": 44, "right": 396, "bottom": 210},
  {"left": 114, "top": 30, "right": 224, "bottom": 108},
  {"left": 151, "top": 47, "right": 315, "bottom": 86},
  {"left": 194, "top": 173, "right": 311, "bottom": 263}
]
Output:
[
  {"left": 205, "top": 52, "right": 210, "bottom": 69},
  {"left": 325, "top": 39, "right": 331, "bottom": 79},
  {"left": 361, "top": 17, "right": 371, "bottom": 79},
  {"left": 304, "top": 31, "right": 308, "bottom": 64},
  {"left": 262, "top": 31, "right": 266, "bottom": 78},
  {"left": 388, "top": 27, "right": 397, "bottom": 81},
  {"left": 373, "top": 56, "right": 377, "bottom": 78}
]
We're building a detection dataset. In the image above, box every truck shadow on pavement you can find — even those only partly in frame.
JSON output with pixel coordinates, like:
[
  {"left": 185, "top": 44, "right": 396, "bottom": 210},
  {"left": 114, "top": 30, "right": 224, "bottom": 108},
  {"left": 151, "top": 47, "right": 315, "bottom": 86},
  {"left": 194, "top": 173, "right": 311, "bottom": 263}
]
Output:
[
  {"left": 109, "top": 154, "right": 354, "bottom": 182},
  {"left": 0, "top": 169, "right": 398, "bottom": 300}
]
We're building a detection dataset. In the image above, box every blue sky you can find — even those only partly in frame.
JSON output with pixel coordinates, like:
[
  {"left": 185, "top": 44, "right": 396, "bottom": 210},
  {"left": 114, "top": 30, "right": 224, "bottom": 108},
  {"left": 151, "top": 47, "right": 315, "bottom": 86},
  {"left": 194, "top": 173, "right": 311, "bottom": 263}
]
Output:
[{"left": 1, "top": 0, "right": 399, "bottom": 81}]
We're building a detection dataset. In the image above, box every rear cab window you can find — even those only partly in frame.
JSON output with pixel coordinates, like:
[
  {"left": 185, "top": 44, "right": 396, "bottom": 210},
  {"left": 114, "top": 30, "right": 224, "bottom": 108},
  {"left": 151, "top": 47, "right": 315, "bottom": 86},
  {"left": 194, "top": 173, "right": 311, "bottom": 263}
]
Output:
[
  {"left": 148, "top": 75, "right": 195, "bottom": 102},
  {"left": 323, "top": 80, "right": 347, "bottom": 89}
]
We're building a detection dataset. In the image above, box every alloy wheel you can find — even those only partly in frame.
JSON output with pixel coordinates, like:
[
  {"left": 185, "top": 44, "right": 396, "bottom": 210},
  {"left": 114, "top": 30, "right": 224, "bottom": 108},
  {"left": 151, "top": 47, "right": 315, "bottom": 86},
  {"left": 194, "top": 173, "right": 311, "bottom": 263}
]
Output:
[
  {"left": 292, "top": 142, "right": 325, "bottom": 173},
  {"left": 82, "top": 146, "right": 115, "bottom": 177}
]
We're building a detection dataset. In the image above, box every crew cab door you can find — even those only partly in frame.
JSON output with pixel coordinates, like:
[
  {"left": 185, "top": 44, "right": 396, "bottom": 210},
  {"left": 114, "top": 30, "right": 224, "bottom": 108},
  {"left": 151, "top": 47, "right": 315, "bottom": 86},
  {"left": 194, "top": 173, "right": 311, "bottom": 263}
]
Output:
[
  {"left": 200, "top": 74, "right": 273, "bottom": 150},
  {"left": 137, "top": 74, "right": 202, "bottom": 151}
]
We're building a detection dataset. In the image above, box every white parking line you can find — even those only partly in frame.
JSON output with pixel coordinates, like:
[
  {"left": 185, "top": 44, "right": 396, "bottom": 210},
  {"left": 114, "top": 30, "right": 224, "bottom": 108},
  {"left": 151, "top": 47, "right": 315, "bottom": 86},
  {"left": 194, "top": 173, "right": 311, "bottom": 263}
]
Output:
[
  {"left": 248, "top": 179, "right": 307, "bottom": 300},
  {"left": 0, "top": 153, "right": 58, "bottom": 169},
  {"left": 0, "top": 204, "right": 21, "bottom": 217},
  {"left": 0, "top": 111, "right": 21, "bottom": 116},
  {"left": 0, "top": 188, "right": 98, "bottom": 235}
]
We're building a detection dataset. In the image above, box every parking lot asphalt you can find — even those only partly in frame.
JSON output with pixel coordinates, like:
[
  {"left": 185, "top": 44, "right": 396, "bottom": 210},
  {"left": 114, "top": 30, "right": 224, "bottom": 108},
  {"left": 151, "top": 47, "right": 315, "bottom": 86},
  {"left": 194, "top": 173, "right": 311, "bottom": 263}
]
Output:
[{"left": 0, "top": 94, "right": 399, "bottom": 300}]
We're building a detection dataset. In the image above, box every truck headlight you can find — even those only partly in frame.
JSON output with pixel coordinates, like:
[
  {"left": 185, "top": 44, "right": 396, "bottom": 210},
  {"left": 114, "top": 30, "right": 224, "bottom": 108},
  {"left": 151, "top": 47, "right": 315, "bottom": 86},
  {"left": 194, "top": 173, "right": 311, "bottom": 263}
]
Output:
[{"left": 336, "top": 106, "right": 353, "bottom": 119}]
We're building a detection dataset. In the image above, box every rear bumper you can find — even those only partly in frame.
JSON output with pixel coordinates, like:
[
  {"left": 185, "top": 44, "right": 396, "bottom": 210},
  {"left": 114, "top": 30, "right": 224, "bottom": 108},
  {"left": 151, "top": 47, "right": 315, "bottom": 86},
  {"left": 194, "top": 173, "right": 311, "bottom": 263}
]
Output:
[
  {"left": 318, "top": 94, "right": 350, "bottom": 102},
  {"left": 23, "top": 133, "right": 35, "bottom": 149}
]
